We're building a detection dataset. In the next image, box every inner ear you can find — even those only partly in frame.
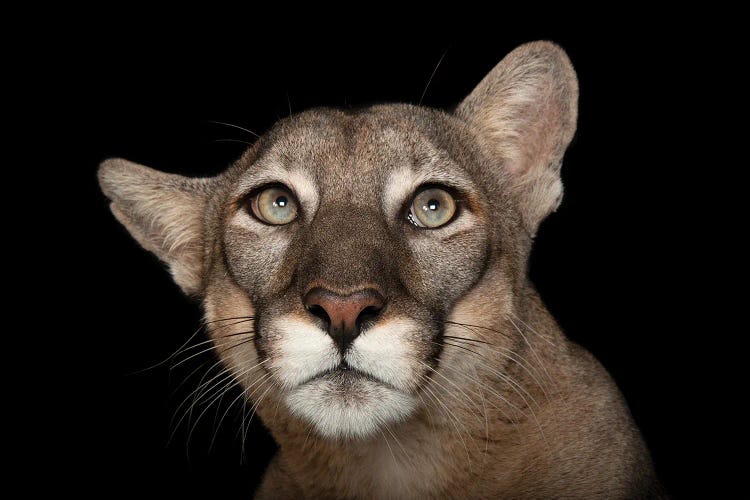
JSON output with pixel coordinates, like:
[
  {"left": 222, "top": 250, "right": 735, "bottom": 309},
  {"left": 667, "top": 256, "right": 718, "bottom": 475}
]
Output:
[
  {"left": 98, "top": 158, "right": 213, "bottom": 296},
  {"left": 456, "top": 41, "right": 578, "bottom": 234}
]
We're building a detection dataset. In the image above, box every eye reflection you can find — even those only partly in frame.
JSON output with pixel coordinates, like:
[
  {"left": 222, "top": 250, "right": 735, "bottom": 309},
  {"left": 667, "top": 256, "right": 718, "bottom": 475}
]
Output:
[
  {"left": 250, "top": 186, "right": 298, "bottom": 225},
  {"left": 409, "top": 188, "right": 456, "bottom": 228}
]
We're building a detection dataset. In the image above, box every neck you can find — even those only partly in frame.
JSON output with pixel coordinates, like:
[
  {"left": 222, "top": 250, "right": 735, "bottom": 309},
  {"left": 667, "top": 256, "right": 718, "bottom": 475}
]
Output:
[{"left": 261, "top": 404, "right": 487, "bottom": 497}]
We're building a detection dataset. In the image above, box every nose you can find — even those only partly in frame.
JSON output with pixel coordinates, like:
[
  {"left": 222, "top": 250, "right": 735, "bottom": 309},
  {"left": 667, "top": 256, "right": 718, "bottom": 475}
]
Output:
[{"left": 303, "top": 287, "right": 386, "bottom": 353}]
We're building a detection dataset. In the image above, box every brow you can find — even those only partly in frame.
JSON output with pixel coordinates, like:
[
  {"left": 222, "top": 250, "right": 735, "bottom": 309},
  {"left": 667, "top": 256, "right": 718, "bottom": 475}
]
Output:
[{"left": 381, "top": 157, "right": 477, "bottom": 218}]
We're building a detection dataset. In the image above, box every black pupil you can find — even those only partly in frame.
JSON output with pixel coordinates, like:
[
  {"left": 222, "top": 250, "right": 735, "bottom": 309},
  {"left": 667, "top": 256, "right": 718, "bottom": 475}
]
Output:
[
  {"left": 427, "top": 199, "right": 440, "bottom": 211},
  {"left": 275, "top": 196, "right": 288, "bottom": 208}
]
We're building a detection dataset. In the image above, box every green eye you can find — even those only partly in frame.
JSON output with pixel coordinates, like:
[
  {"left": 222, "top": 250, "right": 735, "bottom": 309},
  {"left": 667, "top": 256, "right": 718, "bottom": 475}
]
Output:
[
  {"left": 250, "top": 186, "right": 298, "bottom": 225},
  {"left": 408, "top": 187, "right": 457, "bottom": 228}
]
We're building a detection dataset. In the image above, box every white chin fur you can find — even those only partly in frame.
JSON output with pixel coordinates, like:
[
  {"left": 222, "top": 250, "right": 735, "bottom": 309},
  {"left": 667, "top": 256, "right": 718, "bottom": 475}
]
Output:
[{"left": 285, "top": 376, "right": 417, "bottom": 440}]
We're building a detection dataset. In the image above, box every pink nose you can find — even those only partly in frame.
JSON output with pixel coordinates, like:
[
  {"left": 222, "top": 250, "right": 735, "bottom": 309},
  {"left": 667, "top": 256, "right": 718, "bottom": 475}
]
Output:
[{"left": 303, "top": 287, "right": 386, "bottom": 352}]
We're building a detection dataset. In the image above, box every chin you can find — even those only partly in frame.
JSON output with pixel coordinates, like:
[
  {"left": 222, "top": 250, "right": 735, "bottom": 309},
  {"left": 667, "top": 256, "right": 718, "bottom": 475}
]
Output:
[{"left": 284, "top": 369, "right": 418, "bottom": 440}]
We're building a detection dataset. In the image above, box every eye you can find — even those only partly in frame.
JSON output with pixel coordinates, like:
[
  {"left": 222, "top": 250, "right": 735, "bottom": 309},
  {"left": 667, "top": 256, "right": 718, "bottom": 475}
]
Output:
[
  {"left": 248, "top": 185, "right": 298, "bottom": 225},
  {"left": 408, "top": 187, "right": 457, "bottom": 228}
]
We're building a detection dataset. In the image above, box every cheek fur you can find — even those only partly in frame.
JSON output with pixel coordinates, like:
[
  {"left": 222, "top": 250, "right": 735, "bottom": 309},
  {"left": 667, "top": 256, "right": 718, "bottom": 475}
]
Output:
[
  {"left": 223, "top": 220, "right": 296, "bottom": 296},
  {"left": 402, "top": 220, "right": 489, "bottom": 312}
]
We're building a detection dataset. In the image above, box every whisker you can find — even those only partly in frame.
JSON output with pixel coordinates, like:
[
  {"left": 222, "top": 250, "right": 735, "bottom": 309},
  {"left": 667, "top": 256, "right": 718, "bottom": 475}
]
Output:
[
  {"left": 443, "top": 320, "right": 513, "bottom": 340},
  {"left": 243, "top": 379, "right": 276, "bottom": 440},
  {"left": 169, "top": 354, "right": 265, "bottom": 438},
  {"left": 191, "top": 357, "right": 268, "bottom": 415},
  {"left": 441, "top": 339, "right": 542, "bottom": 411},
  {"left": 432, "top": 346, "right": 548, "bottom": 448},
  {"left": 169, "top": 357, "right": 225, "bottom": 400},
  {"left": 170, "top": 333, "right": 255, "bottom": 370},
  {"left": 444, "top": 322, "right": 552, "bottom": 400},
  {"left": 379, "top": 429, "right": 399, "bottom": 470},
  {"left": 194, "top": 371, "right": 273, "bottom": 453},
  {"left": 175, "top": 361, "right": 270, "bottom": 447},
  {"left": 507, "top": 317, "right": 556, "bottom": 390},
  {"left": 383, "top": 421, "right": 418, "bottom": 473},
  {"left": 240, "top": 394, "right": 248, "bottom": 464},
  {"left": 301, "top": 420, "right": 316, "bottom": 452},
  {"left": 170, "top": 366, "right": 232, "bottom": 438},
  {"left": 170, "top": 329, "right": 253, "bottom": 365},
  {"left": 419, "top": 48, "right": 449, "bottom": 105},
  {"left": 129, "top": 316, "right": 255, "bottom": 375},
  {"left": 202, "top": 315, "right": 255, "bottom": 326},
  {"left": 440, "top": 339, "right": 484, "bottom": 357},
  {"left": 213, "top": 138, "right": 253, "bottom": 146},
  {"left": 414, "top": 387, "right": 439, "bottom": 426},
  {"left": 473, "top": 363, "right": 490, "bottom": 460},
  {"left": 442, "top": 335, "right": 494, "bottom": 346},
  {"left": 208, "top": 120, "right": 260, "bottom": 138},
  {"left": 419, "top": 359, "right": 486, "bottom": 418},
  {"left": 420, "top": 379, "right": 474, "bottom": 464},
  {"left": 427, "top": 349, "right": 530, "bottom": 420},
  {"left": 441, "top": 333, "right": 550, "bottom": 400},
  {"left": 508, "top": 312, "right": 557, "bottom": 347},
  {"left": 128, "top": 323, "right": 206, "bottom": 375},
  {"left": 236, "top": 376, "right": 278, "bottom": 462}
]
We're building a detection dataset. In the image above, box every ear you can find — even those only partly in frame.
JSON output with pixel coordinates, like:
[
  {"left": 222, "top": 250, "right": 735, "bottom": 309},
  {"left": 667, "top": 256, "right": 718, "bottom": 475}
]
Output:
[
  {"left": 456, "top": 41, "right": 578, "bottom": 235},
  {"left": 98, "top": 158, "right": 213, "bottom": 296}
]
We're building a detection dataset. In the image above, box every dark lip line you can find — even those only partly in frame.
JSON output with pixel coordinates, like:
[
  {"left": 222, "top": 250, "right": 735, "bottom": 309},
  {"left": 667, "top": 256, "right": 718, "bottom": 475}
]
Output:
[{"left": 295, "top": 364, "right": 402, "bottom": 392}]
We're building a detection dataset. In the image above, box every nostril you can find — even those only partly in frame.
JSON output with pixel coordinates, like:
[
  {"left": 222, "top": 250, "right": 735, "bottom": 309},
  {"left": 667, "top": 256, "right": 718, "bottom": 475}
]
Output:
[
  {"left": 356, "top": 305, "right": 383, "bottom": 326},
  {"left": 303, "top": 286, "right": 386, "bottom": 346},
  {"left": 306, "top": 304, "right": 331, "bottom": 326}
]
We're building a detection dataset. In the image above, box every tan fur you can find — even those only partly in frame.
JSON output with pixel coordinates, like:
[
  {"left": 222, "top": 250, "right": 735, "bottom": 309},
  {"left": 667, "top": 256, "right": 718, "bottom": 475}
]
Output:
[
  {"left": 98, "top": 158, "right": 212, "bottom": 295},
  {"left": 456, "top": 42, "right": 578, "bottom": 235},
  {"left": 99, "top": 41, "right": 661, "bottom": 498}
]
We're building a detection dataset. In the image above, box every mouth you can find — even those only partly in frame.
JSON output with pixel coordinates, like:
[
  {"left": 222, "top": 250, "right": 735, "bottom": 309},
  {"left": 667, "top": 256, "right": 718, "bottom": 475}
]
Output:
[{"left": 297, "top": 362, "right": 399, "bottom": 392}]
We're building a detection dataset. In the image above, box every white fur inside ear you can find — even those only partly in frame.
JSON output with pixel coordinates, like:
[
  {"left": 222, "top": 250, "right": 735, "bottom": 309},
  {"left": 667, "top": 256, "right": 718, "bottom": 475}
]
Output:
[
  {"left": 515, "top": 167, "right": 564, "bottom": 232},
  {"left": 268, "top": 316, "right": 340, "bottom": 389},
  {"left": 99, "top": 158, "right": 209, "bottom": 295},
  {"left": 285, "top": 377, "right": 417, "bottom": 440}
]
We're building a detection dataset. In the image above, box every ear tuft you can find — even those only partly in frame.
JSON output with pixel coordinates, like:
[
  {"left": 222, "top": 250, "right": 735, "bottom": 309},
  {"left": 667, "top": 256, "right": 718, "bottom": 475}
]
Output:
[
  {"left": 98, "top": 158, "right": 212, "bottom": 296},
  {"left": 456, "top": 41, "right": 578, "bottom": 234}
]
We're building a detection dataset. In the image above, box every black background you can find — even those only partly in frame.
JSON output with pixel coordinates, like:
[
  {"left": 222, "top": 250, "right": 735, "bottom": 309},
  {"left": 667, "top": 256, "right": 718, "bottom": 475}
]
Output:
[{"left": 40, "top": 17, "right": 716, "bottom": 498}]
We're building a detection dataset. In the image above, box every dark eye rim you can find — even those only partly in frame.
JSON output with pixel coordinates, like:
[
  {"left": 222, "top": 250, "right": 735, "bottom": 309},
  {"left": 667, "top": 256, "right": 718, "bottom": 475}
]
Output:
[
  {"left": 242, "top": 183, "right": 301, "bottom": 226},
  {"left": 404, "top": 184, "right": 464, "bottom": 230}
]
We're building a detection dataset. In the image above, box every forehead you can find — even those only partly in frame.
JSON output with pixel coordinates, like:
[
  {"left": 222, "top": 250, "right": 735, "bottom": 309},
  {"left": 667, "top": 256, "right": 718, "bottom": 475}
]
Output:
[{"left": 231, "top": 106, "right": 476, "bottom": 203}]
